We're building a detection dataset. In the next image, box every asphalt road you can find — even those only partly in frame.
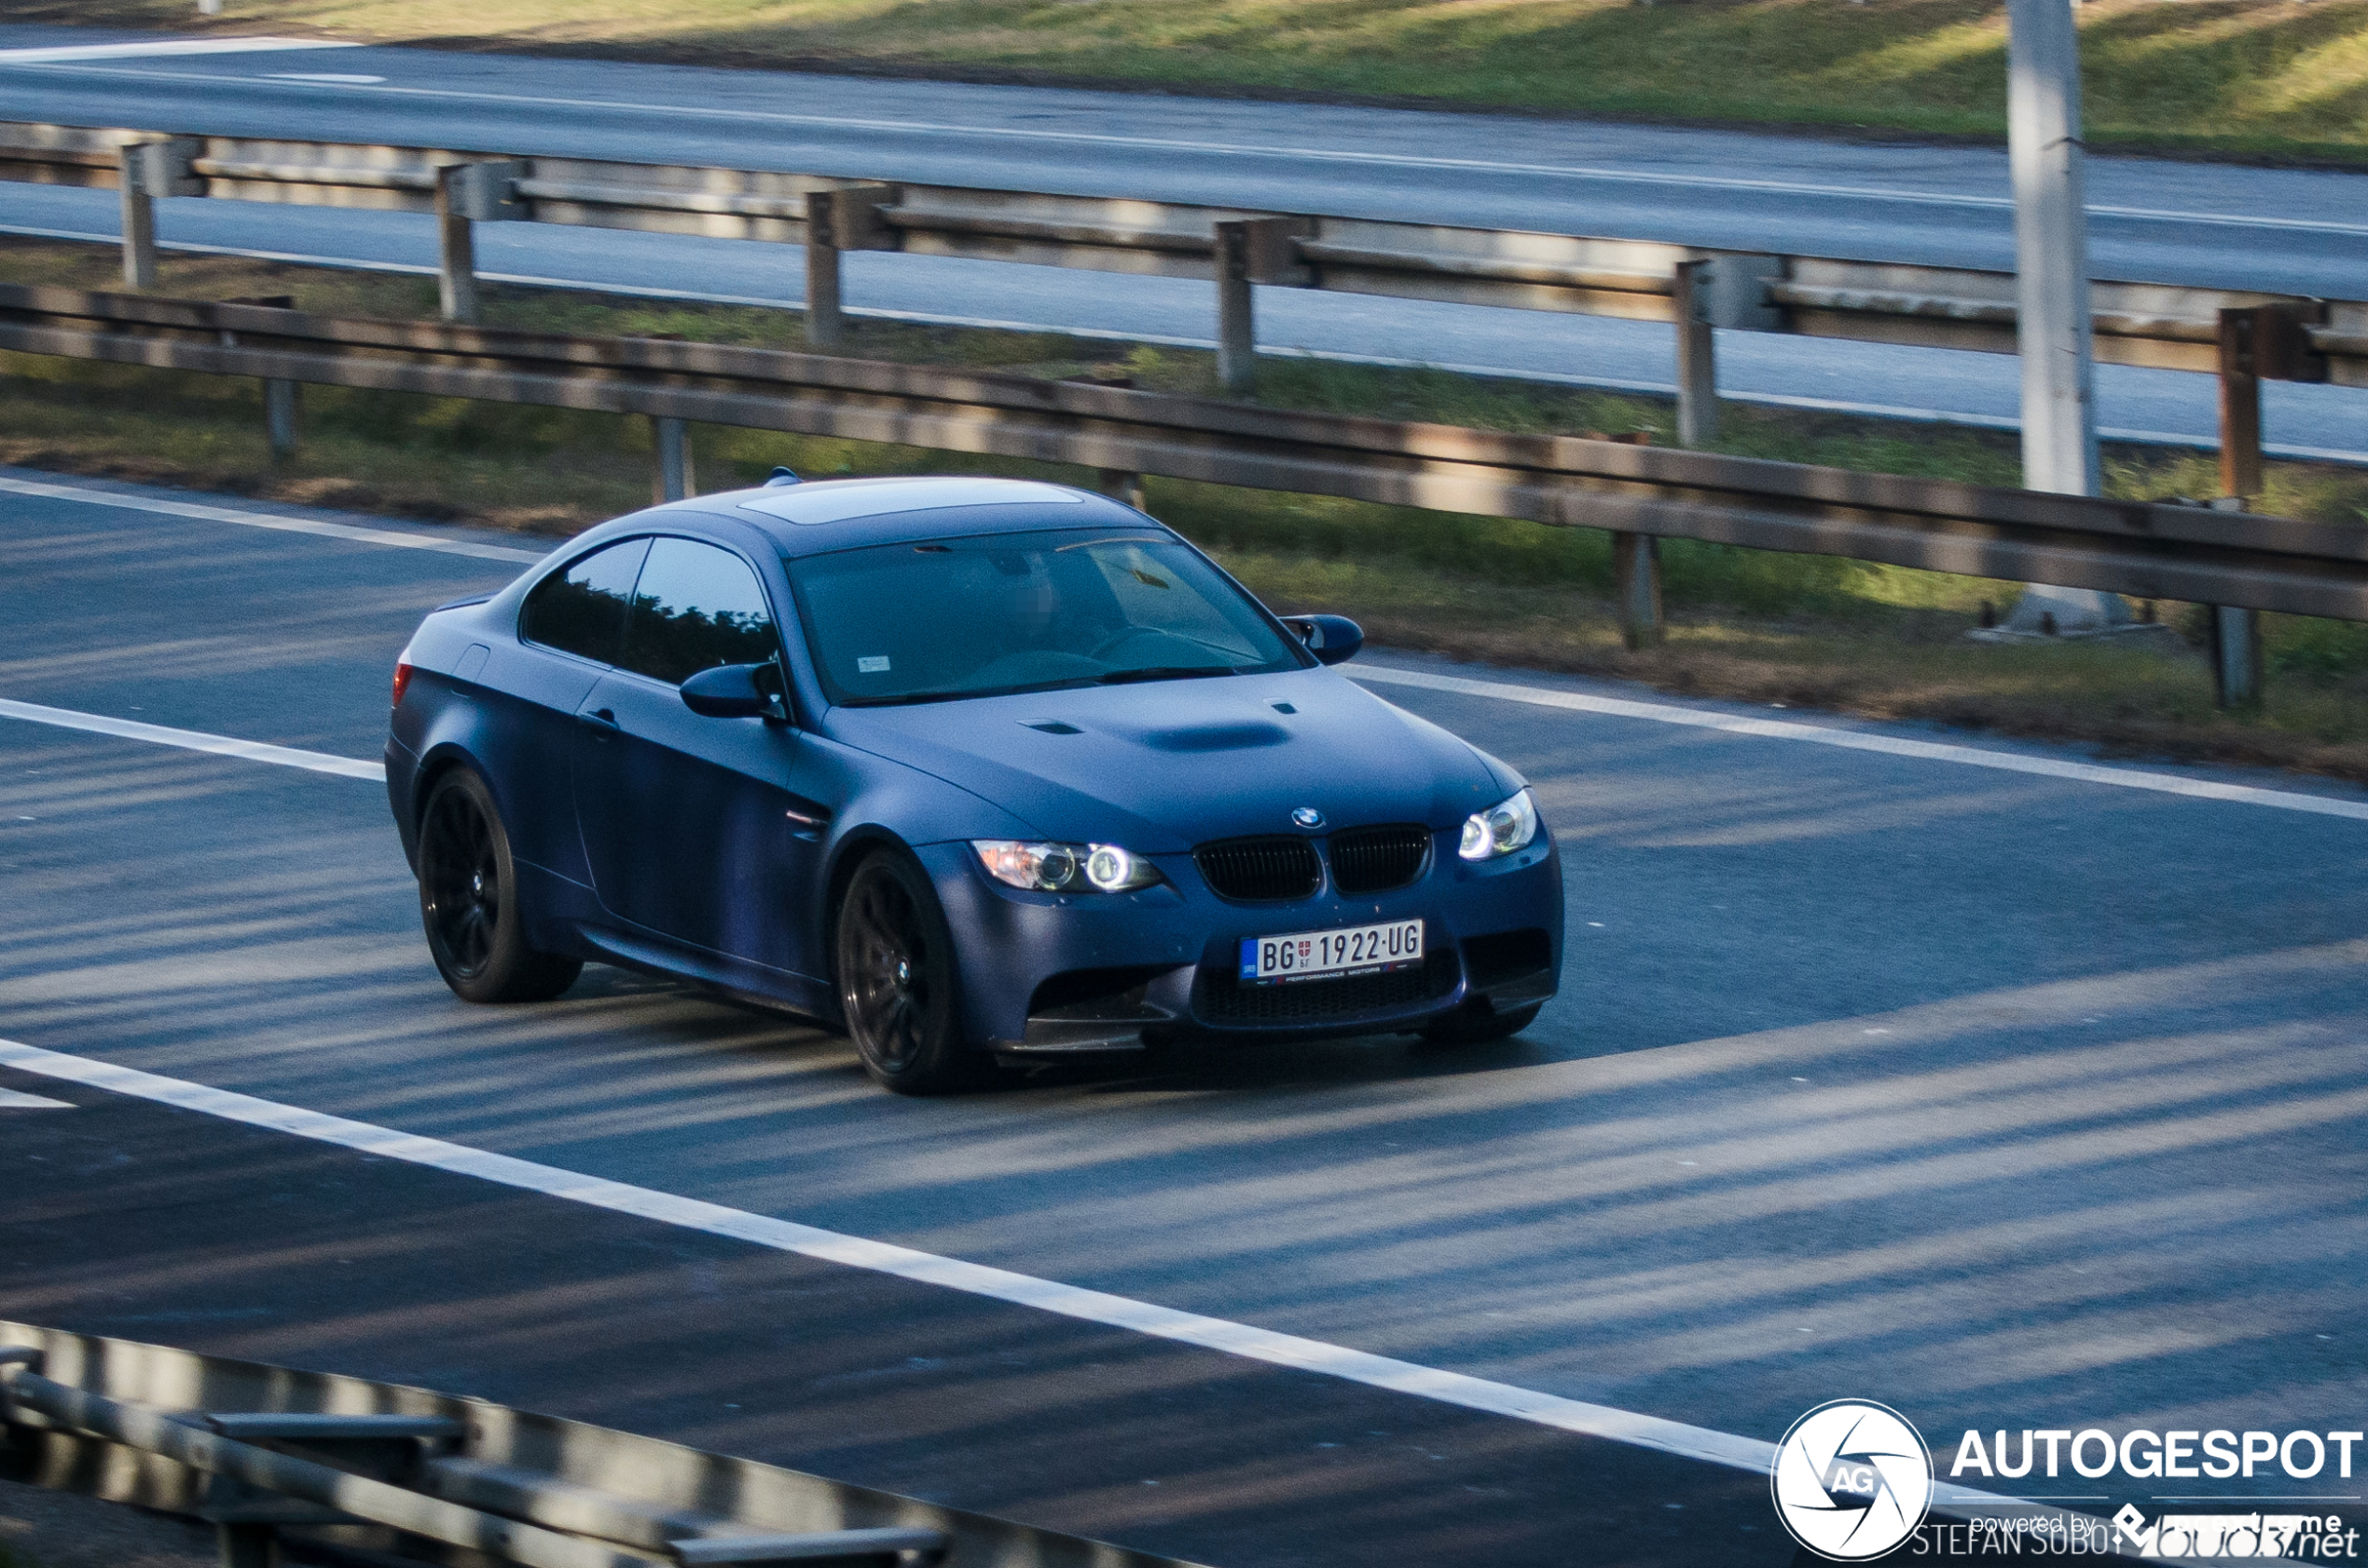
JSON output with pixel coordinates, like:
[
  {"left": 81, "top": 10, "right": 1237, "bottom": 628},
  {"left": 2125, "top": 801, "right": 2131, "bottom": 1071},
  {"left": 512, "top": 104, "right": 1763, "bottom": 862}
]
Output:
[
  {"left": 1, "top": 26, "right": 2364, "bottom": 460},
  {"left": 3, "top": 468, "right": 2365, "bottom": 1560}
]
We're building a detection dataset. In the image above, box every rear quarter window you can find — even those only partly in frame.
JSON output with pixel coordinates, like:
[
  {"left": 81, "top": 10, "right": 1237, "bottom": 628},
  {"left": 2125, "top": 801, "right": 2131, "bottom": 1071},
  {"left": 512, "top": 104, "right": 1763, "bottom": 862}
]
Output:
[{"left": 520, "top": 539, "right": 650, "bottom": 666}]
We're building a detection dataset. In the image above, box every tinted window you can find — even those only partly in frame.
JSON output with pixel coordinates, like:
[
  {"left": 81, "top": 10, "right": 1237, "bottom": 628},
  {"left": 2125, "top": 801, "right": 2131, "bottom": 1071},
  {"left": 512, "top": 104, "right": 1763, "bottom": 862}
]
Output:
[
  {"left": 520, "top": 538, "right": 650, "bottom": 665},
  {"left": 784, "top": 528, "right": 1302, "bottom": 707},
  {"left": 619, "top": 537, "right": 779, "bottom": 686}
]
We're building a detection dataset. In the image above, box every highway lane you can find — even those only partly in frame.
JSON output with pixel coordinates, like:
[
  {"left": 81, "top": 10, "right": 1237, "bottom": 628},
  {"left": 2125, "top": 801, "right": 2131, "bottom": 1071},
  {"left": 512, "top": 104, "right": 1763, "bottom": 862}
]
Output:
[
  {"left": 3, "top": 472, "right": 2366, "bottom": 1519},
  {"left": 7, "top": 27, "right": 2368, "bottom": 459},
  {"left": 5, "top": 25, "right": 2366, "bottom": 295},
  {"left": 9, "top": 182, "right": 2367, "bottom": 463}
]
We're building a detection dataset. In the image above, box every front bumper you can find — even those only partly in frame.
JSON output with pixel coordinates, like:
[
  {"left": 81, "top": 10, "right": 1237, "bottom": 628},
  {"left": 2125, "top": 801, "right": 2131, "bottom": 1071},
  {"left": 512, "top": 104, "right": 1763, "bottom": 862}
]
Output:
[{"left": 916, "top": 831, "right": 1564, "bottom": 1053}]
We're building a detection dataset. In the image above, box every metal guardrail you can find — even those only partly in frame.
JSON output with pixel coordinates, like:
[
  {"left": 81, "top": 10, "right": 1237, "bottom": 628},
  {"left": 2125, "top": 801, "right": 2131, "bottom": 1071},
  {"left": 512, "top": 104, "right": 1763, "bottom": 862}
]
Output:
[
  {"left": 0, "top": 119, "right": 2355, "bottom": 416},
  {"left": 0, "top": 1321, "right": 1199, "bottom": 1568},
  {"left": 0, "top": 280, "right": 2359, "bottom": 634}
]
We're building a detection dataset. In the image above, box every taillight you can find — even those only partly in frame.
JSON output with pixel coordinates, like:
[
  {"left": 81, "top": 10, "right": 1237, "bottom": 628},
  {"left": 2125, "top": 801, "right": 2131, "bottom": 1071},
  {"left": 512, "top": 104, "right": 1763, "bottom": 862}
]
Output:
[{"left": 392, "top": 661, "right": 415, "bottom": 708}]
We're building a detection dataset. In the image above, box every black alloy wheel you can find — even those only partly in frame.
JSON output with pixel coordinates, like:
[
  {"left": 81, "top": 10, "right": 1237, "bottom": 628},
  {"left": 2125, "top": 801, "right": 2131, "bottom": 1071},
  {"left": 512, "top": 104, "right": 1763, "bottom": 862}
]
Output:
[
  {"left": 834, "top": 850, "right": 984, "bottom": 1094},
  {"left": 417, "top": 769, "right": 582, "bottom": 1004}
]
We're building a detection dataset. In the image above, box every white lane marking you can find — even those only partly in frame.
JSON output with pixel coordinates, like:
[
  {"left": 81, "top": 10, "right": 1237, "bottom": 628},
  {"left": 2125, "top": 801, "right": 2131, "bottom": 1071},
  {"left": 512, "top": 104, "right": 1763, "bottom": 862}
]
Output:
[
  {"left": 12, "top": 60, "right": 2361, "bottom": 238},
  {"left": 0, "top": 1038, "right": 2047, "bottom": 1516},
  {"left": 0, "top": 474, "right": 545, "bottom": 563},
  {"left": 264, "top": 73, "right": 387, "bottom": 85},
  {"left": 0, "top": 699, "right": 383, "bottom": 780},
  {"left": 0, "top": 1087, "right": 74, "bottom": 1108},
  {"left": 1354, "top": 665, "right": 2368, "bottom": 822},
  {"left": 0, "top": 37, "right": 359, "bottom": 64}
]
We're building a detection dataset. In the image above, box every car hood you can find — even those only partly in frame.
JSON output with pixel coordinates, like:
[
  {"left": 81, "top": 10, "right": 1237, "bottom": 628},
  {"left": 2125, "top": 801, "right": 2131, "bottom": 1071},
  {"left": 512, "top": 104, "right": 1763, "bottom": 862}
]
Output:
[{"left": 821, "top": 667, "right": 1509, "bottom": 852}]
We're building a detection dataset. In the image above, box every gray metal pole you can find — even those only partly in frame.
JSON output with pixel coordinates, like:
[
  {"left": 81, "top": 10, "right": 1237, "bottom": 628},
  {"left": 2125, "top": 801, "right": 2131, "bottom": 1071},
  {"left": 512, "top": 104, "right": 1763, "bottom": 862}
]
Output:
[
  {"left": 1214, "top": 221, "right": 1257, "bottom": 394},
  {"left": 2008, "top": 0, "right": 2098, "bottom": 497},
  {"left": 263, "top": 378, "right": 300, "bottom": 459},
  {"left": 654, "top": 416, "right": 695, "bottom": 502},
  {"left": 803, "top": 190, "right": 846, "bottom": 351},
  {"left": 434, "top": 168, "right": 480, "bottom": 325},
  {"left": 1672, "top": 259, "right": 1718, "bottom": 448},
  {"left": 1613, "top": 532, "right": 1664, "bottom": 649},
  {"left": 117, "top": 151, "right": 158, "bottom": 291}
]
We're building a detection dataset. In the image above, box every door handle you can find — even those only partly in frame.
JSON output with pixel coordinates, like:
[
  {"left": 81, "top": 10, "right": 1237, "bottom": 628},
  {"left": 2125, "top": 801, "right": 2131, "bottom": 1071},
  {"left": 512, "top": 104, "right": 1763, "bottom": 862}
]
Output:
[{"left": 577, "top": 708, "right": 619, "bottom": 729}]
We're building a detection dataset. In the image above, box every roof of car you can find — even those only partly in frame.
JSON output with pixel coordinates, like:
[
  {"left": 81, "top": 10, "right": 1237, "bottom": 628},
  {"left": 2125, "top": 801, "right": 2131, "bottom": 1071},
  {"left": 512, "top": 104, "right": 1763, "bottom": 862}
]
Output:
[{"left": 663, "top": 475, "right": 1160, "bottom": 557}]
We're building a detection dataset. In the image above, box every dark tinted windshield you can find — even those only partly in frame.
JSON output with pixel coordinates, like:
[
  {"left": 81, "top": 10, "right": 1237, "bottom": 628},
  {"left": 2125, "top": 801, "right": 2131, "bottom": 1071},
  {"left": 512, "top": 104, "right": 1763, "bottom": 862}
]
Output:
[{"left": 785, "top": 529, "right": 1304, "bottom": 706}]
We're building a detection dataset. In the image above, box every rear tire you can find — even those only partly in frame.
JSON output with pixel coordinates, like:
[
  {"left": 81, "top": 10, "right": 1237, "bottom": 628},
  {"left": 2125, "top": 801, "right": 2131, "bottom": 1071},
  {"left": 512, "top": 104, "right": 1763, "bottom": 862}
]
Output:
[
  {"left": 1421, "top": 1002, "right": 1541, "bottom": 1046},
  {"left": 417, "top": 768, "right": 582, "bottom": 1004},
  {"left": 834, "top": 849, "right": 987, "bottom": 1095}
]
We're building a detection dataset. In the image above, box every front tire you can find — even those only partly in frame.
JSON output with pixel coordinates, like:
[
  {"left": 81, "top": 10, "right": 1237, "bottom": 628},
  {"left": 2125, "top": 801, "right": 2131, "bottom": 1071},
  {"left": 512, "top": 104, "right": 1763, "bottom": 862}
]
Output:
[
  {"left": 417, "top": 768, "right": 582, "bottom": 1004},
  {"left": 834, "top": 849, "right": 984, "bottom": 1095}
]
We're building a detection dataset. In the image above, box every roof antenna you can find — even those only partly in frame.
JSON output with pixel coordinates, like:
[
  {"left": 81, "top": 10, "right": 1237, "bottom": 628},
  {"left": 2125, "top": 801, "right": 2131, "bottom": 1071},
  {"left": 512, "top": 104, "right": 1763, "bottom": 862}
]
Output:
[{"left": 764, "top": 466, "right": 802, "bottom": 487}]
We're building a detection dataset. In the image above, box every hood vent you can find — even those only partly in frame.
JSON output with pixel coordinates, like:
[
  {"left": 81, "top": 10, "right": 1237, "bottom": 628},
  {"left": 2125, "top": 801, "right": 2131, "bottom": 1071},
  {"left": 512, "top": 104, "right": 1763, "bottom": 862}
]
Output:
[{"left": 1194, "top": 835, "right": 1321, "bottom": 902}]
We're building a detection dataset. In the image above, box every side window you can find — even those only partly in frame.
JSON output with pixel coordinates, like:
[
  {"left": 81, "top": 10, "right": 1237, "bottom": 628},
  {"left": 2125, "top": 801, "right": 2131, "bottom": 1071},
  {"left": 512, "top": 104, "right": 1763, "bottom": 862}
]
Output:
[
  {"left": 520, "top": 538, "right": 650, "bottom": 666},
  {"left": 618, "top": 537, "right": 780, "bottom": 686}
]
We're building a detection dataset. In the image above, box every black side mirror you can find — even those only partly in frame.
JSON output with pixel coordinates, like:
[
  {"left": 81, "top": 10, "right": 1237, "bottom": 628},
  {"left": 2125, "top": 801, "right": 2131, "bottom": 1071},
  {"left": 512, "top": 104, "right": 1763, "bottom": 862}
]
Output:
[
  {"left": 1282, "top": 613, "right": 1363, "bottom": 666},
  {"left": 681, "top": 662, "right": 787, "bottom": 721}
]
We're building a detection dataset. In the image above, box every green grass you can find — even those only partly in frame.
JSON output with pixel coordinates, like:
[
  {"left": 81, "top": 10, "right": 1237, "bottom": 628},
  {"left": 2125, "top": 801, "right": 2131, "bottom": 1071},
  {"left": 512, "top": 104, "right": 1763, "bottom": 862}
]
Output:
[
  {"left": 10, "top": 237, "right": 2368, "bottom": 777},
  {"left": 22, "top": 0, "right": 2368, "bottom": 160}
]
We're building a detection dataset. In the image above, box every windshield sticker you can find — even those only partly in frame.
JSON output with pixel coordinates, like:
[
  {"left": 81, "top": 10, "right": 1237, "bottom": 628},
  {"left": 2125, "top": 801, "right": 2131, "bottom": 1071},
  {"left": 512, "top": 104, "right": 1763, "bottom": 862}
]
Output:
[{"left": 857, "top": 655, "right": 891, "bottom": 673}]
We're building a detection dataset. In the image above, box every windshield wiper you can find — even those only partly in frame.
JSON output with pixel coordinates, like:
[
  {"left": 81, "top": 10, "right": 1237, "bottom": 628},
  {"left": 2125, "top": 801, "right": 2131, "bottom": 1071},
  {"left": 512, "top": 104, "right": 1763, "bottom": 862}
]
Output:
[{"left": 1091, "top": 665, "right": 1242, "bottom": 686}]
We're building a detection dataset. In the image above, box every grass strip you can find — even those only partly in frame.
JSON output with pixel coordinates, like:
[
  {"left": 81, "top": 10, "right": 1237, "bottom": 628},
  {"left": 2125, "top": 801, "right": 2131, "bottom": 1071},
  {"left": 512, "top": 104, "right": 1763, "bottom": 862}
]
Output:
[{"left": 7, "top": 237, "right": 2368, "bottom": 780}]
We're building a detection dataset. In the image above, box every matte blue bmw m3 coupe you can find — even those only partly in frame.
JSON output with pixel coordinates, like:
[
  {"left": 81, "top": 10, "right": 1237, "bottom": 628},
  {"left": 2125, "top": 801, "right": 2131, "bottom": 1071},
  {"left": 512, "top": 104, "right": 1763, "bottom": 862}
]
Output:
[{"left": 387, "top": 474, "right": 1563, "bottom": 1093}]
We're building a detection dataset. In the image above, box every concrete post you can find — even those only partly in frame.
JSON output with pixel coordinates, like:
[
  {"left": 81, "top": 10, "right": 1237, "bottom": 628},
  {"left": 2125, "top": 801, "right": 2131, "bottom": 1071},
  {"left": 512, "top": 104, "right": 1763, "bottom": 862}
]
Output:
[
  {"left": 1096, "top": 469, "right": 1148, "bottom": 511},
  {"left": 654, "top": 417, "right": 695, "bottom": 502},
  {"left": 1613, "top": 532, "right": 1664, "bottom": 649},
  {"left": 434, "top": 166, "right": 480, "bottom": 324},
  {"left": 1214, "top": 221, "right": 1257, "bottom": 395},
  {"left": 1672, "top": 259, "right": 1720, "bottom": 447},
  {"left": 2008, "top": 0, "right": 2099, "bottom": 497},
  {"left": 804, "top": 190, "right": 846, "bottom": 351},
  {"left": 263, "top": 378, "right": 300, "bottom": 459}
]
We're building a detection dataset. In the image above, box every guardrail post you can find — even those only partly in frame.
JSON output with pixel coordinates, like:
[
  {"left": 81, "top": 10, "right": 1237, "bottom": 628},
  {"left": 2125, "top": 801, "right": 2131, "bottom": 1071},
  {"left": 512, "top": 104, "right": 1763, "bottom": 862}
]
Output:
[
  {"left": 1673, "top": 259, "right": 1717, "bottom": 447},
  {"left": 1097, "top": 469, "right": 1148, "bottom": 510},
  {"left": 1613, "top": 532, "right": 1664, "bottom": 649},
  {"left": 1209, "top": 217, "right": 1304, "bottom": 396},
  {"left": 2210, "top": 604, "right": 2264, "bottom": 709},
  {"left": 799, "top": 186, "right": 894, "bottom": 351},
  {"left": 804, "top": 190, "right": 847, "bottom": 350},
  {"left": 263, "top": 378, "right": 300, "bottom": 459},
  {"left": 654, "top": 416, "right": 695, "bottom": 502},
  {"left": 2218, "top": 308, "right": 2265, "bottom": 506},
  {"left": 434, "top": 166, "right": 481, "bottom": 324},
  {"left": 430, "top": 161, "right": 523, "bottom": 325},
  {"left": 116, "top": 139, "right": 200, "bottom": 292},
  {"left": 1214, "top": 221, "right": 1257, "bottom": 393}
]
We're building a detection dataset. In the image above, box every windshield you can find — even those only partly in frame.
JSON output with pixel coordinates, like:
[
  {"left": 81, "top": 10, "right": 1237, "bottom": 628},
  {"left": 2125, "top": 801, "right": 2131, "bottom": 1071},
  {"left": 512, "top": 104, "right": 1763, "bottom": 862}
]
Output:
[{"left": 785, "top": 528, "right": 1307, "bottom": 706}]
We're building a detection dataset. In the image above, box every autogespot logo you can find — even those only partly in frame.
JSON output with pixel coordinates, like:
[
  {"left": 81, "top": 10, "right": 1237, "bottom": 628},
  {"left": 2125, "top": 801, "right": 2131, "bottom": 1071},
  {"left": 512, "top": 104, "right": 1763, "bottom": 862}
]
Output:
[{"left": 1772, "top": 1400, "right": 1936, "bottom": 1561}]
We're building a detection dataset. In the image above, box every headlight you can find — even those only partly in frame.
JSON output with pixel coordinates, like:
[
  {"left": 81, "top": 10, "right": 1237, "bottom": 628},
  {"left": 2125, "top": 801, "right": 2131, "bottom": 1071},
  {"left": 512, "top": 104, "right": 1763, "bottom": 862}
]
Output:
[
  {"left": 973, "top": 840, "right": 1164, "bottom": 893},
  {"left": 1458, "top": 788, "right": 1539, "bottom": 861}
]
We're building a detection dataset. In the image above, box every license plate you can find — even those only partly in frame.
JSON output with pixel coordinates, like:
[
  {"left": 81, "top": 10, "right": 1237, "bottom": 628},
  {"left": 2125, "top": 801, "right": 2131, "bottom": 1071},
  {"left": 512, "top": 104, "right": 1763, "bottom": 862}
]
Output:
[{"left": 1240, "top": 919, "right": 1425, "bottom": 985}]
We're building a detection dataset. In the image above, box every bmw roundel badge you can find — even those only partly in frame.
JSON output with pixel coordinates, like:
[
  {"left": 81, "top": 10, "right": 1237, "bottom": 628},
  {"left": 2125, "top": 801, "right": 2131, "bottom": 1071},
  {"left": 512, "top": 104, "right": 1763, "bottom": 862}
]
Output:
[{"left": 1291, "top": 806, "right": 1325, "bottom": 830}]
